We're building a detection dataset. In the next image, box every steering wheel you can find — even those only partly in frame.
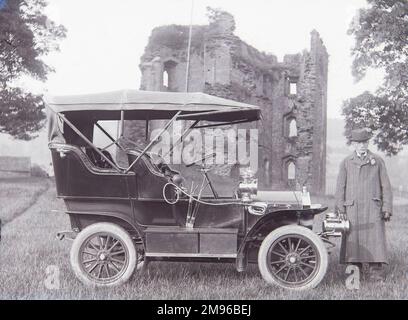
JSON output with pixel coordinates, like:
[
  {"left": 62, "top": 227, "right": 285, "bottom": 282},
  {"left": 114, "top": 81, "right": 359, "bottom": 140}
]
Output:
[{"left": 186, "top": 152, "right": 217, "bottom": 168}]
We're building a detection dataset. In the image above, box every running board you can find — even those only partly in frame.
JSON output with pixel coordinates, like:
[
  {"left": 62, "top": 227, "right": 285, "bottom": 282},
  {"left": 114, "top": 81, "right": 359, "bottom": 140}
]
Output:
[
  {"left": 145, "top": 227, "right": 238, "bottom": 257},
  {"left": 145, "top": 252, "right": 237, "bottom": 258}
]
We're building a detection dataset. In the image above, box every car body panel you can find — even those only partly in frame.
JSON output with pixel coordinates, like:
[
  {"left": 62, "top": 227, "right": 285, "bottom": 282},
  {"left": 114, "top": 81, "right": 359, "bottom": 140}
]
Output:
[{"left": 47, "top": 90, "right": 328, "bottom": 267}]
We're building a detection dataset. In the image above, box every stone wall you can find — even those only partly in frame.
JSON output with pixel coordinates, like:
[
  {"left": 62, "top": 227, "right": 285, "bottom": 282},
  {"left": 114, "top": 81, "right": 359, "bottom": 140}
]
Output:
[{"left": 135, "top": 10, "right": 328, "bottom": 194}]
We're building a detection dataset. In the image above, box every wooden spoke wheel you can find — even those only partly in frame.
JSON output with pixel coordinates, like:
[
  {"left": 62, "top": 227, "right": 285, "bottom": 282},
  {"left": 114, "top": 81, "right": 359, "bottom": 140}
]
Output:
[
  {"left": 258, "top": 225, "right": 328, "bottom": 290},
  {"left": 70, "top": 223, "right": 137, "bottom": 287}
]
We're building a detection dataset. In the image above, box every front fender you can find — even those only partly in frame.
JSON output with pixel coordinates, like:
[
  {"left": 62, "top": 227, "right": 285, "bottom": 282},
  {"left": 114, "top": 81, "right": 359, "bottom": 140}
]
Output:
[{"left": 237, "top": 206, "right": 327, "bottom": 261}]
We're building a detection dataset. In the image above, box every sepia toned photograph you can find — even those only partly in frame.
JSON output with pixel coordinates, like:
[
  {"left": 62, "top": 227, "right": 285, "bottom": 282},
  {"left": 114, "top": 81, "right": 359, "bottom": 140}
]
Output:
[{"left": 0, "top": 0, "right": 407, "bottom": 304}]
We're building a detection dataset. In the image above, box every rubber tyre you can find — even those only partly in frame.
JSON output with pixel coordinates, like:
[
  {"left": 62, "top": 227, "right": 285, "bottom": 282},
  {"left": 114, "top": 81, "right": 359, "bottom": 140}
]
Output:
[
  {"left": 258, "top": 225, "right": 328, "bottom": 290},
  {"left": 70, "top": 222, "right": 137, "bottom": 287}
]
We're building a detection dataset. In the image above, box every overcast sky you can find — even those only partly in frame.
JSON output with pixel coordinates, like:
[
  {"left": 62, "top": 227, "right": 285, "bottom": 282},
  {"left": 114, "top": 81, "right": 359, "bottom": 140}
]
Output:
[
  {"left": 35, "top": 0, "right": 384, "bottom": 119},
  {"left": 3, "top": 0, "right": 386, "bottom": 167}
]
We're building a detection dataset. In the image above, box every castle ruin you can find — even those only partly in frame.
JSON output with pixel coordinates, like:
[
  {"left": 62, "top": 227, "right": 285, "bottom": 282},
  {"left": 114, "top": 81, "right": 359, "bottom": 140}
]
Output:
[{"left": 136, "top": 9, "right": 328, "bottom": 194}]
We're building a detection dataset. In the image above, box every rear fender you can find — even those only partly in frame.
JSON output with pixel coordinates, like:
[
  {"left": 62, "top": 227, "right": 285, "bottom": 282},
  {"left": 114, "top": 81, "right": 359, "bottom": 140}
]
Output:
[{"left": 67, "top": 211, "right": 145, "bottom": 249}]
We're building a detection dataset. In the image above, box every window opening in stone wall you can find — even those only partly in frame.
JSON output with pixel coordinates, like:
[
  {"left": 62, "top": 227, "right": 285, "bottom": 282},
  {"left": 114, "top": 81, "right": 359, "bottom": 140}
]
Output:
[
  {"left": 289, "top": 82, "right": 297, "bottom": 95},
  {"left": 163, "top": 70, "right": 169, "bottom": 88},
  {"left": 288, "top": 118, "right": 297, "bottom": 137},
  {"left": 287, "top": 161, "right": 296, "bottom": 181},
  {"left": 163, "top": 60, "right": 178, "bottom": 91}
]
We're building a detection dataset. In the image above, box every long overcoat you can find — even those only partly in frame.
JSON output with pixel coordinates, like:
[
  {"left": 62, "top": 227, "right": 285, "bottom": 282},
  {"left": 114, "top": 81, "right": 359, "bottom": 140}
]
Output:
[{"left": 335, "top": 150, "right": 393, "bottom": 264}]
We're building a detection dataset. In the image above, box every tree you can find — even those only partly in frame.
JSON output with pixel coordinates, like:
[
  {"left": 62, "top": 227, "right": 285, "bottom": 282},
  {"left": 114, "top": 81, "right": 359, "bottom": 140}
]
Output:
[
  {"left": 342, "top": 0, "right": 408, "bottom": 155},
  {"left": 0, "top": 0, "right": 66, "bottom": 139}
]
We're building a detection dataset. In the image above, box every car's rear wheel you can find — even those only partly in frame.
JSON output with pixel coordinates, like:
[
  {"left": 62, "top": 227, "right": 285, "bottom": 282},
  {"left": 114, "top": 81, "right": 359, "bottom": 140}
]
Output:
[
  {"left": 258, "top": 225, "right": 328, "bottom": 290},
  {"left": 70, "top": 222, "right": 137, "bottom": 287}
]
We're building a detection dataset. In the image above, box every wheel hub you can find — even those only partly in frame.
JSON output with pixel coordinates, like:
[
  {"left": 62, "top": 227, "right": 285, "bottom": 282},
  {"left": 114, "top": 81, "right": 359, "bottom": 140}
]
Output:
[
  {"left": 286, "top": 253, "right": 299, "bottom": 265},
  {"left": 99, "top": 252, "right": 107, "bottom": 261}
]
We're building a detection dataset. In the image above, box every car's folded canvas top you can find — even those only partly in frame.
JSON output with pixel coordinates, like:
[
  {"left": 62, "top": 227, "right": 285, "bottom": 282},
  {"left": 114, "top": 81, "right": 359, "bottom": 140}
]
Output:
[{"left": 45, "top": 89, "right": 261, "bottom": 122}]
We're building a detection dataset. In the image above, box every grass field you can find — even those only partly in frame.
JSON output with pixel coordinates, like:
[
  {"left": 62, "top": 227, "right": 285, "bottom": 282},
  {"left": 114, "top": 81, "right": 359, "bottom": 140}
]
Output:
[
  {"left": 1, "top": 177, "right": 408, "bottom": 300},
  {"left": 0, "top": 177, "right": 49, "bottom": 225}
]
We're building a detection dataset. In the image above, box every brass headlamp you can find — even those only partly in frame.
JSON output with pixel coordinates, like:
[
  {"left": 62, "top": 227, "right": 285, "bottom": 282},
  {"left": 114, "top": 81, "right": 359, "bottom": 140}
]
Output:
[{"left": 322, "top": 212, "right": 350, "bottom": 237}]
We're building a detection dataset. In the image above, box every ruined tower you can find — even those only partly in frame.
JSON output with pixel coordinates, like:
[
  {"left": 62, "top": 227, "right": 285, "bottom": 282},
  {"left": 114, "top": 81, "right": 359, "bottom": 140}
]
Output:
[{"left": 137, "top": 10, "right": 328, "bottom": 194}]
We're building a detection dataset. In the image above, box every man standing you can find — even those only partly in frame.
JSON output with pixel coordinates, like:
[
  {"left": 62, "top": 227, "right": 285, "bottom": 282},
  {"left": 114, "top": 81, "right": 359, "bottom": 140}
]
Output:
[{"left": 335, "top": 128, "right": 393, "bottom": 281}]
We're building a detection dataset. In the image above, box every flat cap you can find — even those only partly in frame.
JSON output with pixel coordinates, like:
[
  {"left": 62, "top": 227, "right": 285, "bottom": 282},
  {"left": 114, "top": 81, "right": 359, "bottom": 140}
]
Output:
[{"left": 350, "top": 128, "right": 372, "bottom": 142}]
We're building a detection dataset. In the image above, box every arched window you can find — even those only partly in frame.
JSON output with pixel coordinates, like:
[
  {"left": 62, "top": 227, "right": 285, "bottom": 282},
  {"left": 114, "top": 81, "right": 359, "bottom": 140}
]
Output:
[
  {"left": 287, "top": 161, "right": 296, "bottom": 181},
  {"left": 162, "top": 60, "right": 178, "bottom": 91},
  {"left": 163, "top": 70, "right": 169, "bottom": 88},
  {"left": 288, "top": 118, "right": 297, "bottom": 137},
  {"left": 290, "top": 82, "right": 297, "bottom": 95}
]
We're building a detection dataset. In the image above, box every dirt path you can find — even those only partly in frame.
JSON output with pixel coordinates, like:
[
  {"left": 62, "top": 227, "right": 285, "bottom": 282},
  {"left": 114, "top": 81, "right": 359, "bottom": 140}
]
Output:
[{"left": 1, "top": 179, "right": 51, "bottom": 226}]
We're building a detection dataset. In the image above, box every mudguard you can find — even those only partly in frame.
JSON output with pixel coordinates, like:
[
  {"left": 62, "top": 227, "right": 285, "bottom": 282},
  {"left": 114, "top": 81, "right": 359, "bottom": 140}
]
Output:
[
  {"left": 66, "top": 210, "right": 145, "bottom": 245},
  {"left": 235, "top": 206, "right": 327, "bottom": 271}
]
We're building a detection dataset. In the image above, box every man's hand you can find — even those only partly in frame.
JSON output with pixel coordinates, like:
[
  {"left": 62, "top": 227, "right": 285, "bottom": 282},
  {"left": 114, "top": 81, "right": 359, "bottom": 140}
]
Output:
[{"left": 382, "top": 211, "right": 391, "bottom": 221}]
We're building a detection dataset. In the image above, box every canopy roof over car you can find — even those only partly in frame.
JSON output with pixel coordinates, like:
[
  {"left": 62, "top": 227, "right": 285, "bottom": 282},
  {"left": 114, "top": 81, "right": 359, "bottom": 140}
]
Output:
[
  {"left": 45, "top": 90, "right": 261, "bottom": 122},
  {"left": 47, "top": 90, "right": 262, "bottom": 172}
]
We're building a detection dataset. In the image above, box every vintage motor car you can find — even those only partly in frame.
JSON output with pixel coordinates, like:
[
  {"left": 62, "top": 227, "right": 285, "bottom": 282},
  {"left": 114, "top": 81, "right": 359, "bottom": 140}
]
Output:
[{"left": 46, "top": 90, "right": 347, "bottom": 290}]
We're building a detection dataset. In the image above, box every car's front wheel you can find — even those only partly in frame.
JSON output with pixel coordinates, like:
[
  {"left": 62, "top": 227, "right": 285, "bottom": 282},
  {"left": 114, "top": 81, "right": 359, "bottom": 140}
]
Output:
[
  {"left": 70, "top": 222, "right": 137, "bottom": 287},
  {"left": 258, "top": 225, "right": 328, "bottom": 290}
]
